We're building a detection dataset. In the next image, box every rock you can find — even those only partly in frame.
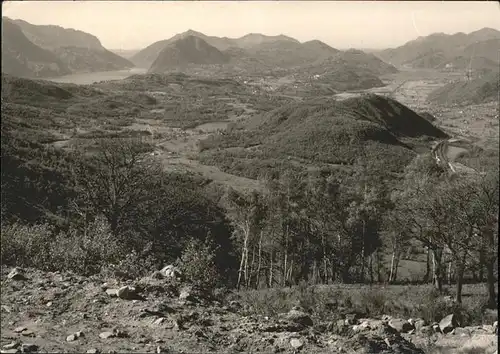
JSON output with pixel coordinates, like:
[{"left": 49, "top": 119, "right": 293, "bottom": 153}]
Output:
[
  {"left": 439, "top": 314, "right": 458, "bottom": 334},
  {"left": 8, "top": 268, "right": 27, "bottom": 281},
  {"left": 117, "top": 286, "right": 138, "bottom": 300},
  {"left": 344, "top": 313, "right": 359, "bottom": 325},
  {"left": 2, "top": 342, "right": 19, "bottom": 350},
  {"left": 493, "top": 321, "right": 498, "bottom": 334},
  {"left": 432, "top": 323, "right": 441, "bottom": 333},
  {"left": 452, "top": 327, "right": 471, "bottom": 337},
  {"left": 413, "top": 318, "right": 426, "bottom": 331},
  {"left": 21, "top": 343, "right": 38, "bottom": 352},
  {"left": 153, "top": 317, "right": 166, "bottom": 325},
  {"left": 419, "top": 325, "right": 433, "bottom": 335},
  {"left": 229, "top": 300, "right": 242, "bottom": 309},
  {"left": 290, "top": 338, "right": 304, "bottom": 349},
  {"left": 388, "top": 319, "right": 415, "bottom": 333},
  {"left": 86, "top": 349, "right": 100, "bottom": 354},
  {"left": 1, "top": 349, "right": 19, "bottom": 354},
  {"left": 99, "top": 331, "right": 115, "bottom": 339},
  {"left": 21, "top": 330, "right": 35, "bottom": 337},
  {"left": 105, "top": 289, "right": 117, "bottom": 297},
  {"left": 285, "top": 309, "right": 313, "bottom": 327},
  {"left": 179, "top": 287, "right": 196, "bottom": 302},
  {"left": 156, "top": 346, "right": 168, "bottom": 354},
  {"left": 66, "top": 331, "right": 84, "bottom": 342},
  {"left": 160, "top": 265, "right": 182, "bottom": 279},
  {"left": 13, "top": 326, "right": 27, "bottom": 333},
  {"left": 353, "top": 321, "right": 371, "bottom": 332}
]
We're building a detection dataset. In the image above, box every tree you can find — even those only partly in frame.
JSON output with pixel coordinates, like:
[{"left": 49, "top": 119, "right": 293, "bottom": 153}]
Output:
[{"left": 71, "top": 138, "right": 157, "bottom": 235}]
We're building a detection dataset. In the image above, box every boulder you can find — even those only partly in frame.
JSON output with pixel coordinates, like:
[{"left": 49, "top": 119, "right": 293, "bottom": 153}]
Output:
[
  {"left": 389, "top": 319, "right": 415, "bottom": 333},
  {"left": 439, "top": 314, "right": 458, "bottom": 334},
  {"left": 160, "top": 265, "right": 182, "bottom": 279},
  {"left": 285, "top": 309, "right": 313, "bottom": 327},
  {"left": 290, "top": 338, "right": 304, "bottom": 349},
  {"left": 66, "top": 331, "right": 84, "bottom": 342},
  {"left": 7, "top": 268, "right": 27, "bottom": 281},
  {"left": 413, "top": 318, "right": 426, "bottom": 332},
  {"left": 117, "top": 286, "right": 139, "bottom": 300}
]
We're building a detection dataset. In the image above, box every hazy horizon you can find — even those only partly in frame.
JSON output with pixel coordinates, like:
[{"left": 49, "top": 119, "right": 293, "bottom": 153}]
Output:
[{"left": 3, "top": 1, "right": 500, "bottom": 51}]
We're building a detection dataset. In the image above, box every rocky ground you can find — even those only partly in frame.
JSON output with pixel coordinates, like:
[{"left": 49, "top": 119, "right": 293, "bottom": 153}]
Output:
[{"left": 1, "top": 267, "right": 498, "bottom": 354}]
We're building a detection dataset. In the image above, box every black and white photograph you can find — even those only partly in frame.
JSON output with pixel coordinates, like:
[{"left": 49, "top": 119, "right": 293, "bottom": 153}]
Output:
[{"left": 1, "top": 1, "right": 499, "bottom": 353}]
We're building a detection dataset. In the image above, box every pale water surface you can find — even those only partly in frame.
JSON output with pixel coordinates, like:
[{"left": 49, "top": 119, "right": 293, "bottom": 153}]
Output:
[{"left": 43, "top": 67, "right": 147, "bottom": 85}]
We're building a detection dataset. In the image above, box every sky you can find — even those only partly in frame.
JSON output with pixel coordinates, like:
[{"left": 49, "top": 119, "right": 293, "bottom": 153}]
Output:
[{"left": 3, "top": 1, "right": 500, "bottom": 50}]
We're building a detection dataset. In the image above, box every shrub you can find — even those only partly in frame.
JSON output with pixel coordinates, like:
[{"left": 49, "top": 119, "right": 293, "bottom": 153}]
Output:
[
  {"left": 1, "top": 215, "right": 126, "bottom": 275},
  {"left": 180, "top": 238, "right": 220, "bottom": 291}
]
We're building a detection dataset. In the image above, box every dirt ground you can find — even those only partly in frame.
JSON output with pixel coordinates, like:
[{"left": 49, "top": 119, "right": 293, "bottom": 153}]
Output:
[{"left": 2, "top": 267, "right": 497, "bottom": 354}]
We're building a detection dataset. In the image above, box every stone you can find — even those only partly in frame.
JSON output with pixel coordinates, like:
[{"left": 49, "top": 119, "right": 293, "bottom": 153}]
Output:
[
  {"left": 86, "top": 349, "right": 100, "bottom": 354},
  {"left": 21, "top": 330, "right": 35, "bottom": 337},
  {"left": 1, "top": 349, "right": 19, "bottom": 354},
  {"left": 2, "top": 342, "right": 19, "bottom": 350},
  {"left": 452, "top": 327, "right": 471, "bottom": 337},
  {"left": 156, "top": 346, "right": 168, "bottom": 354},
  {"left": 99, "top": 331, "right": 115, "bottom": 339},
  {"left": 290, "top": 338, "right": 304, "bottom": 349},
  {"left": 413, "top": 318, "right": 426, "bottom": 331},
  {"left": 439, "top": 314, "right": 458, "bottom": 334},
  {"left": 13, "top": 326, "right": 27, "bottom": 333},
  {"left": 117, "top": 286, "right": 138, "bottom": 300},
  {"left": 432, "top": 323, "right": 441, "bottom": 333},
  {"left": 179, "top": 287, "right": 196, "bottom": 302},
  {"left": 21, "top": 343, "right": 38, "bottom": 352},
  {"left": 388, "top": 319, "right": 415, "bottom": 333},
  {"left": 419, "top": 325, "right": 433, "bottom": 335},
  {"left": 66, "top": 331, "right": 84, "bottom": 342},
  {"left": 285, "top": 309, "right": 313, "bottom": 327},
  {"left": 153, "top": 317, "right": 166, "bottom": 325},
  {"left": 160, "top": 265, "right": 182, "bottom": 279},
  {"left": 8, "top": 268, "right": 27, "bottom": 281},
  {"left": 105, "top": 289, "right": 117, "bottom": 297}
]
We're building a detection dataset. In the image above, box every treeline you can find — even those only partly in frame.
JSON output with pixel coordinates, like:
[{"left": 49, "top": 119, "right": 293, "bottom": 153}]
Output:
[{"left": 1, "top": 133, "right": 498, "bottom": 308}]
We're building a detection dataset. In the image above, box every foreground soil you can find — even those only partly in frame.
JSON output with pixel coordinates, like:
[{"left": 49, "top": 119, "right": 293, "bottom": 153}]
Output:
[{"left": 1, "top": 268, "right": 497, "bottom": 354}]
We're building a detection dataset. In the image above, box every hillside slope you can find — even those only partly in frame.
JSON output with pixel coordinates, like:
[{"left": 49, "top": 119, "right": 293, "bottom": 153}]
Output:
[
  {"left": 1, "top": 20, "right": 71, "bottom": 78},
  {"left": 148, "top": 36, "right": 230, "bottom": 72},
  {"left": 3, "top": 17, "right": 133, "bottom": 76},
  {"left": 199, "top": 94, "right": 447, "bottom": 179},
  {"left": 427, "top": 71, "right": 500, "bottom": 105},
  {"left": 378, "top": 27, "right": 500, "bottom": 70}
]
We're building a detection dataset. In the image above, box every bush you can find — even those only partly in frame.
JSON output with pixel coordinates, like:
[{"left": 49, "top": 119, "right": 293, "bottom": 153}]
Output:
[
  {"left": 180, "top": 238, "right": 220, "bottom": 291},
  {"left": 1, "top": 215, "right": 127, "bottom": 275}
]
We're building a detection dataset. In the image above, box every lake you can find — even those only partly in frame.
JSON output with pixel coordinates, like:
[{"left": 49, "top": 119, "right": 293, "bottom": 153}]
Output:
[{"left": 43, "top": 67, "right": 148, "bottom": 85}]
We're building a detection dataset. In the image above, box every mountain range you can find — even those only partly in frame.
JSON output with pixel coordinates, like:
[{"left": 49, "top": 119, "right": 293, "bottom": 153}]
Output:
[
  {"left": 1, "top": 17, "right": 133, "bottom": 78},
  {"left": 377, "top": 27, "right": 500, "bottom": 71},
  {"left": 136, "top": 30, "right": 397, "bottom": 79}
]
